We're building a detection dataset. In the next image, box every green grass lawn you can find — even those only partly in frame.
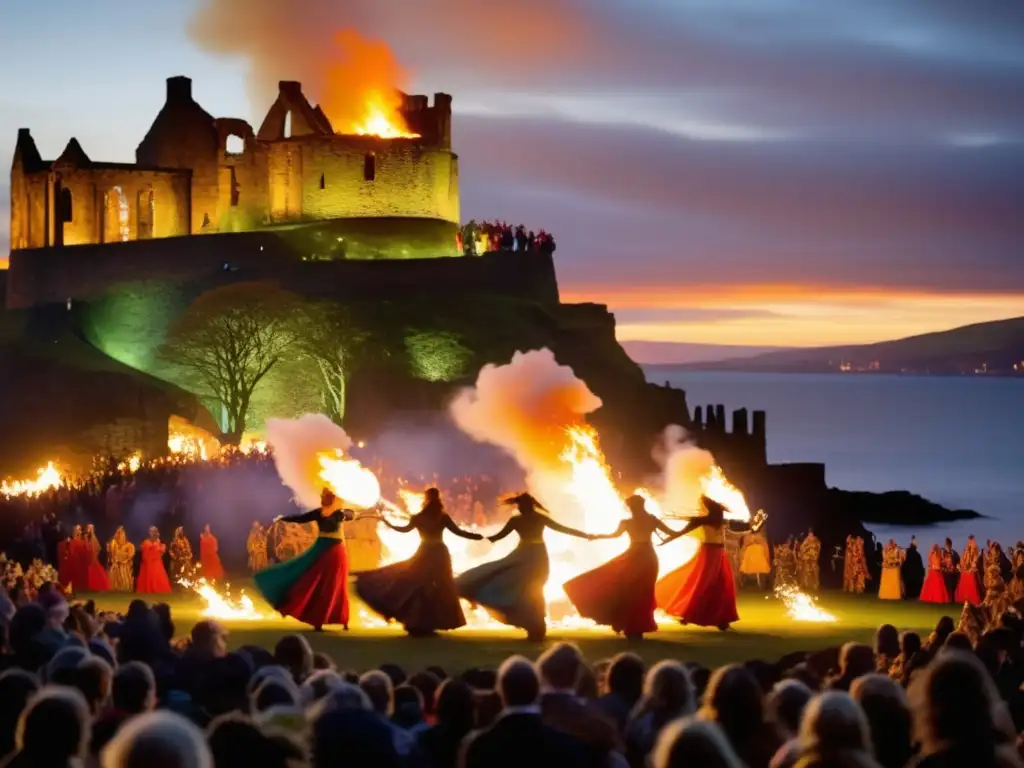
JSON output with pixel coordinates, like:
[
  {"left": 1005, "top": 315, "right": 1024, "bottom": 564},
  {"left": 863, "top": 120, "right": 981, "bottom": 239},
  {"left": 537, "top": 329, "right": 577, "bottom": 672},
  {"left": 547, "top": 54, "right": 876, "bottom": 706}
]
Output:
[{"left": 82, "top": 585, "right": 957, "bottom": 673}]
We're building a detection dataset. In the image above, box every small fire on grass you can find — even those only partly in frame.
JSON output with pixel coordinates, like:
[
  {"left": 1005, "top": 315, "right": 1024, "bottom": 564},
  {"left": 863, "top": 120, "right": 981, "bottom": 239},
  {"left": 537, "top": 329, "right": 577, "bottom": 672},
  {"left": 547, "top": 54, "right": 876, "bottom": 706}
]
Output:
[
  {"left": 775, "top": 584, "right": 837, "bottom": 623},
  {"left": 179, "top": 577, "right": 268, "bottom": 621}
]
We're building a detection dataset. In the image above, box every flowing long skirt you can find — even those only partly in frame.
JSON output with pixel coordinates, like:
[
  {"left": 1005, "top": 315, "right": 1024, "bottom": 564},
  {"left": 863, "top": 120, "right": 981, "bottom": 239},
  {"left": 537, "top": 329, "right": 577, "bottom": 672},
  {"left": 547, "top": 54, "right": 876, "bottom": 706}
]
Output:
[
  {"left": 200, "top": 551, "right": 226, "bottom": 581},
  {"left": 255, "top": 537, "right": 350, "bottom": 628},
  {"left": 355, "top": 540, "right": 465, "bottom": 632},
  {"left": 655, "top": 543, "right": 739, "bottom": 627},
  {"left": 456, "top": 541, "right": 548, "bottom": 632},
  {"left": 920, "top": 570, "right": 950, "bottom": 604},
  {"left": 109, "top": 562, "right": 134, "bottom": 592},
  {"left": 136, "top": 560, "right": 172, "bottom": 594},
  {"left": 563, "top": 543, "right": 658, "bottom": 635},
  {"left": 878, "top": 567, "right": 903, "bottom": 600},
  {"left": 955, "top": 571, "right": 983, "bottom": 605},
  {"left": 85, "top": 560, "right": 110, "bottom": 592}
]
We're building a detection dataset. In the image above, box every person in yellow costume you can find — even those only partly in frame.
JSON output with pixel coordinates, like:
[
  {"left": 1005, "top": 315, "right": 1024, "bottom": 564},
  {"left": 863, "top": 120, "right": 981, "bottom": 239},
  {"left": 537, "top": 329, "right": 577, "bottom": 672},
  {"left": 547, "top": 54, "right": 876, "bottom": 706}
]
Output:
[
  {"left": 739, "top": 528, "right": 771, "bottom": 589},
  {"left": 878, "top": 539, "right": 905, "bottom": 600}
]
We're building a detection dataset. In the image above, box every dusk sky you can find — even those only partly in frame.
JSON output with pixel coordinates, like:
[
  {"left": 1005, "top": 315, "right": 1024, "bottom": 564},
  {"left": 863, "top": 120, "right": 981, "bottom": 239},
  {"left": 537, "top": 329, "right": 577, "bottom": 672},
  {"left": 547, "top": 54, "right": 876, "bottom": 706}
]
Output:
[{"left": 1, "top": 0, "right": 1022, "bottom": 354}]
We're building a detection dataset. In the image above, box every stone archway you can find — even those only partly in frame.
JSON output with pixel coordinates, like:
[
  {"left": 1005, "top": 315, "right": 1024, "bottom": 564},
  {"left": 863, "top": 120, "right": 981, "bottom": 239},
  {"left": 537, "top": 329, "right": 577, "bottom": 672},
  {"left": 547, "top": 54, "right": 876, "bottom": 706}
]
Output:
[{"left": 103, "top": 186, "right": 130, "bottom": 242}]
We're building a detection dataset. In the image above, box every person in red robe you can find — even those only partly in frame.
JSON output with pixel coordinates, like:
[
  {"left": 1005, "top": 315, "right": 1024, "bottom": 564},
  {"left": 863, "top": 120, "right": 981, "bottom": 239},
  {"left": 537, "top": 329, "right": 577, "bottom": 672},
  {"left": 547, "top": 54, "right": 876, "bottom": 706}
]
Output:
[
  {"left": 954, "top": 535, "right": 983, "bottom": 606},
  {"left": 68, "top": 526, "right": 90, "bottom": 593},
  {"left": 199, "top": 524, "right": 226, "bottom": 581},
  {"left": 920, "top": 544, "right": 951, "bottom": 603},
  {"left": 563, "top": 494, "right": 680, "bottom": 640},
  {"left": 83, "top": 524, "right": 110, "bottom": 592},
  {"left": 655, "top": 496, "right": 740, "bottom": 630},
  {"left": 136, "top": 527, "right": 172, "bottom": 594}
]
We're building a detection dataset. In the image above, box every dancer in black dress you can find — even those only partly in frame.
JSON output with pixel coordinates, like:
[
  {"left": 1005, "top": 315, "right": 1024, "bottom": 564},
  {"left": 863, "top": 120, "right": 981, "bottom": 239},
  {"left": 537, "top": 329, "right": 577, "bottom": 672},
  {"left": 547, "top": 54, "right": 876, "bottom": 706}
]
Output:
[
  {"left": 355, "top": 488, "right": 483, "bottom": 637},
  {"left": 456, "top": 493, "right": 593, "bottom": 642}
]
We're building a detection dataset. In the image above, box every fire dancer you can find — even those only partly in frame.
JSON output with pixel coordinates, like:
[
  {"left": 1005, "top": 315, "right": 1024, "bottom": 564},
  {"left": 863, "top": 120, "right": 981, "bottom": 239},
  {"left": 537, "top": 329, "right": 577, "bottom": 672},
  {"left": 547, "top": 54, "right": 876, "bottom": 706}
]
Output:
[
  {"left": 136, "top": 527, "right": 172, "bottom": 594},
  {"left": 254, "top": 487, "right": 354, "bottom": 632},
  {"left": 199, "top": 524, "right": 225, "bottom": 581},
  {"left": 654, "top": 496, "right": 748, "bottom": 631},
  {"left": 169, "top": 527, "right": 193, "bottom": 583},
  {"left": 954, "top": 535, "right": 983, "bottom": 606},
  {"left": 106, "top": 526, "right": 135, "bottom": 592},
  {"left": 563, "top": 494, "right": 679, "bottom": 640},
  {"left": 82, "top": 524, "right": 109, "bottom": 592},
  {"left": 456, "top": 492, "right": 594, "bottom": 642},
  {"left": 247, "top": 521, "right": 269, "bottom": 572},
  {"left": 355, "top": 487, "right": 483, "bottom": 637}
]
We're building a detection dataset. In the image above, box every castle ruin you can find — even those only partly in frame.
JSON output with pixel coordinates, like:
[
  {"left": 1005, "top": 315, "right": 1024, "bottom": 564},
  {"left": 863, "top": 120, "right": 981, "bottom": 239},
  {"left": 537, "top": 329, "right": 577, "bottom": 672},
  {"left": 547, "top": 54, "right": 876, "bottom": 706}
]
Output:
[{"left": 9, "top": 77, "right": 458, "bottom": 251}]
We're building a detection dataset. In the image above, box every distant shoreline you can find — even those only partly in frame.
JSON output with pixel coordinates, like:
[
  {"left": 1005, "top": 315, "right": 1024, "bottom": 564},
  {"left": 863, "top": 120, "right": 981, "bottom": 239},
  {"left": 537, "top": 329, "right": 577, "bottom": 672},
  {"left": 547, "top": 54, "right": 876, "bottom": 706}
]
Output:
[{"left": 642, "top": 366, "right": 1024, "bottom": 380}]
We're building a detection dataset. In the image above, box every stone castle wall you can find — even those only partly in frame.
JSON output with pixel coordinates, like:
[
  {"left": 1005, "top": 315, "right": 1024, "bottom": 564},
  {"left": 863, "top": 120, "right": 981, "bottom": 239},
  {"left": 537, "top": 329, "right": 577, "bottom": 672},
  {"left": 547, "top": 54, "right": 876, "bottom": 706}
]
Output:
[{"left": 5, "top": 234, "right": 560, "bottom": 309}]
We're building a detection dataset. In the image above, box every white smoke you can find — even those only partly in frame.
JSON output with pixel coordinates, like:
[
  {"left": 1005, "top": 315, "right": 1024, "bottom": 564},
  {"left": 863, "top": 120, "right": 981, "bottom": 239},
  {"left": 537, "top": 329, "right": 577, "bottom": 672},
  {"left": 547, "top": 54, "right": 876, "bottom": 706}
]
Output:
[
  {"left": 266, "top": 413, "right": 354, "bottom": 509},
  {"left": 655, "top": 424, "right": 716, "bottom": 517}
]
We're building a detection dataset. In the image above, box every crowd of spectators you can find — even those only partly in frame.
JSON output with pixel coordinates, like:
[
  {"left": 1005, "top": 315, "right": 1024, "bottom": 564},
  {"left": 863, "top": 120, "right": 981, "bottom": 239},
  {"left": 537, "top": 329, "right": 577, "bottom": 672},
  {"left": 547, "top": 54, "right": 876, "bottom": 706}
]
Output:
[
  {"left": 1, "top": 582, "right": 1023, "bottom": 767},
  {"left": 458, "top": 220, "right": 556, "bottom": 257}
]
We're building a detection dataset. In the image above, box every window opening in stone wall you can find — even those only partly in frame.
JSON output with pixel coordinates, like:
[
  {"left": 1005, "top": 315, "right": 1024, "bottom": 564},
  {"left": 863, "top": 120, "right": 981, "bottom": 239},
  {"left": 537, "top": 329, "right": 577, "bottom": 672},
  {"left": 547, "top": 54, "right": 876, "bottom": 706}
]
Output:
[
  {"left": 103, "top": 186, "right": 130, "bottom": 242},
  {"left": 283, "top": 111, "right": 293, "bottom": 139},
  {"left": 319, "top": 173, "right": 325, "bottom": 190},
  {"left": 59, "top": 187, "right": 73, "bottom": 223},
  {"left": 226, "top": 134, "right": 245, "bottom": 155},
  {"left": 136, "top": 188, "right": 155, "bottom": 239},
  {"left": 230, "top": 168, "right": 240, "bottom": 207},
  {"left": 364, "top": 152, "right": 376, "bottom": 182}
]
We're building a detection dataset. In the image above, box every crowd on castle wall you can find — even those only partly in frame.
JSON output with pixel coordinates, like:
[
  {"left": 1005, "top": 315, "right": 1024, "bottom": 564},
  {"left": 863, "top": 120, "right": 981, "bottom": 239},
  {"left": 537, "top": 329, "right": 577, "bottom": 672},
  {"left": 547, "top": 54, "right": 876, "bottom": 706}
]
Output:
[{"left": 458, "top": 220, "right": 556, "bottom": 257}]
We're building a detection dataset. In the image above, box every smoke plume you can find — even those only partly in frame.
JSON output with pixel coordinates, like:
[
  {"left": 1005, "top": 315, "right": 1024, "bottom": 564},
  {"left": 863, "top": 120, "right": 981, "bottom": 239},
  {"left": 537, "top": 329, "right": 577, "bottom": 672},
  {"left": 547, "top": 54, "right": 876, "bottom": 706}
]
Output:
[
  {"left": 265, "top": 413, "right": 354, "bottom": 509},
  {"left": 656, "top": 424, "right": 716, "bottom": 517}
]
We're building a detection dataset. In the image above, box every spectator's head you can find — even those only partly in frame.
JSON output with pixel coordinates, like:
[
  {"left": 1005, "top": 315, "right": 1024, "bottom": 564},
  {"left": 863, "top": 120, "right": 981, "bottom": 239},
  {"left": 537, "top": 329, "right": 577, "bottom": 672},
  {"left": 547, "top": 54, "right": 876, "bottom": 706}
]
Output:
[
  {"left": 766, "top": 679, "right": 813, "bottom": 741},
  {"left": 851, "top": 674, "right": 913, "bottom": 768},
  {"left": 312, "top": 652, "right": 335, "bottom": 672},
  {"left": 497, "top": 656, "right": 540, "bottom": 709},
  {"left": 408, "top": 670, "right": 441, "bottom": 716},
  {"left": 152, "top": 604, "right": 175, "bottom": 643},
  {"left": 930, "top": 616, "right": 955, "bottom": 647},
  {"left": 942, "top": 632, "right": 973, "bottom": 652},
  {"left": 206, "top": 712, "right": 307, "bottom": 768},
  {"left": 900, "top": 631, "right": 922, "bottom": 658},
  {"left": 378, "top": 663, "right": 406, "bottom": 687},
  {"left": 910, "top": 650, "right": 1010, "bottom": 757},
  {"left": 392, "top": 684, "right": 424, "bottom": 729},
  {"left": 8, "top": 604, "right": 46, "bottom": 660},
  {"left": 537, "top": 642, "right": 584, "bottom": 691},
  {"left": 839, "top": 643, "right": 876, "bottom": 681},
  {"left": 16, "top": 686, "right": 91, "bottom": 765},
  {"left": 875, "top": 624, "right": 900, "bottom": 659},
  {"left": 274, "top": 635, "right": 313, "bottom": 684},
  {"left": 253, "top": 678, "right": 299, "bottom": 713},
  {"left": 301, "top": 671, "right": 346, "bottom": 705},
  {"left": 359, "top": 670, "right": 394, "bottom": 716},
  {"left": 798, "top": 691, "right": 873, "bottom": 758},
  {"left": 73, "top": 656, "right": 114, "bottom": 716},
  {"left": 698, "top": 664, "right": 764, "bottom": 751},
  {"left": 190, "top": 620, "right": 228, "bottom": 658},
  {"left": 651, "top": 717, "right": 745, "bottom": 768},
  {"left": 435, "top": 678, "right": 474, "bottom": 734},
  {"left": 112, "top": 661, "right": 157, "bottom": 715},
  {"left": 204, "top": 652, "right": 254, "bottom": 717},
  {"left": 45, "top": 645, "right": 90, "bottom": 686},
  {"left": 0, "top": 669, "right": 39, "bottom": 755},
  {"left": 101, "top": 710, "right": 212, "bottom": 768},
  {"left": 641, "top": 660, "right": 695, "bottom": 724},
  {"left": 606, "top": 652, "right": 646, "bottom": 706},
  {"left": 310, "top": 698, "right": 400, "bottom": 768},
  {"left": 307, "top": 683, "right": 371, "bottom": 716}
]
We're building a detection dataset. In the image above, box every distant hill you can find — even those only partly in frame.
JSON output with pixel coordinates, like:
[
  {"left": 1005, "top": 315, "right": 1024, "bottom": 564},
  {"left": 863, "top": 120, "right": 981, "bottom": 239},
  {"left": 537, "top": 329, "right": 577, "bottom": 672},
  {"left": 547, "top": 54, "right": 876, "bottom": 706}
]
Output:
[
  {"left": 622, "top": 341, "right": 787, "bottom": 365},
  {"left": 671, "top": 316, "right": 1024, "bottom": 375}
]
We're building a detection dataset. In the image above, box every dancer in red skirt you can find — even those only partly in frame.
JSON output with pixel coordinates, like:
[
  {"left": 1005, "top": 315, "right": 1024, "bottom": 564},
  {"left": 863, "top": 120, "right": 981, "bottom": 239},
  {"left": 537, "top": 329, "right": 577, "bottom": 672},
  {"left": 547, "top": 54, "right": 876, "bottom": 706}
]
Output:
[
  {"left": 68, "top": 526, "right": 91, "bottom": 593},
  {"left": 564, "top": 495, "right": 680, "bottom": 640},
  {"left": 954, "top": 535, "right": 983, "bottom": 606},
  {"left": 136, "top": 527, "right": 172, "bottom": 594},
  {"left": 83, "top": 524, "right": 110, "bottom": 592},
  {"left": 920, "top": 544, "right": 951, "bottom": 604},
  {"left": 199, "top": 524, "right": 226, "bottom": 582},
  {"left": 655, "top": 496, "right": 741, "bottom": 630},
  {"left": 255, "top": 488, "right": 354, "bottom": 632}
]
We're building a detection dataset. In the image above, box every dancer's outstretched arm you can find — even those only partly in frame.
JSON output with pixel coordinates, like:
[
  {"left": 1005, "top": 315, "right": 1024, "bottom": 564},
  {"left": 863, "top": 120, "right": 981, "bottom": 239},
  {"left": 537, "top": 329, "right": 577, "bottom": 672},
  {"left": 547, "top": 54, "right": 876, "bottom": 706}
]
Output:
[
  {"left": 444, "top": 516, "right": 484, "bottom": 541},
  {"left": 654, "top": 518, "right": 680, "bottom": 538},
  {"left": 544, "top": 517, "right": 594, "bottom": 540},
  {"left": 487, "top": 520, "right": 517, "bottom": 544},
  {"left": 589, "top": 522, "right": 626, "bottom": 541},
  {"left": 660, "top": 517, "right": 710, "bottom": 544},
  {"left": 382, "top": 517, "right": 415, "bottom": 534},
  {"left": 277, "top": 509, "right": 320, "bottom": 525}
]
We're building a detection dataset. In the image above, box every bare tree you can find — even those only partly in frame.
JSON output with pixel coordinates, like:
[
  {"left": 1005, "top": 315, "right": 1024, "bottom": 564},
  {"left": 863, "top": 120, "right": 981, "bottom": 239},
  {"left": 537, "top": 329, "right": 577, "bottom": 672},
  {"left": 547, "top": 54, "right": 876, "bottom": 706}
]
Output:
[
  {"left": 160, "top": 282, "right": 301, "bottom": 443},
  {"left": 294, "top": 302, "right": 368, "bottom": 423}
]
